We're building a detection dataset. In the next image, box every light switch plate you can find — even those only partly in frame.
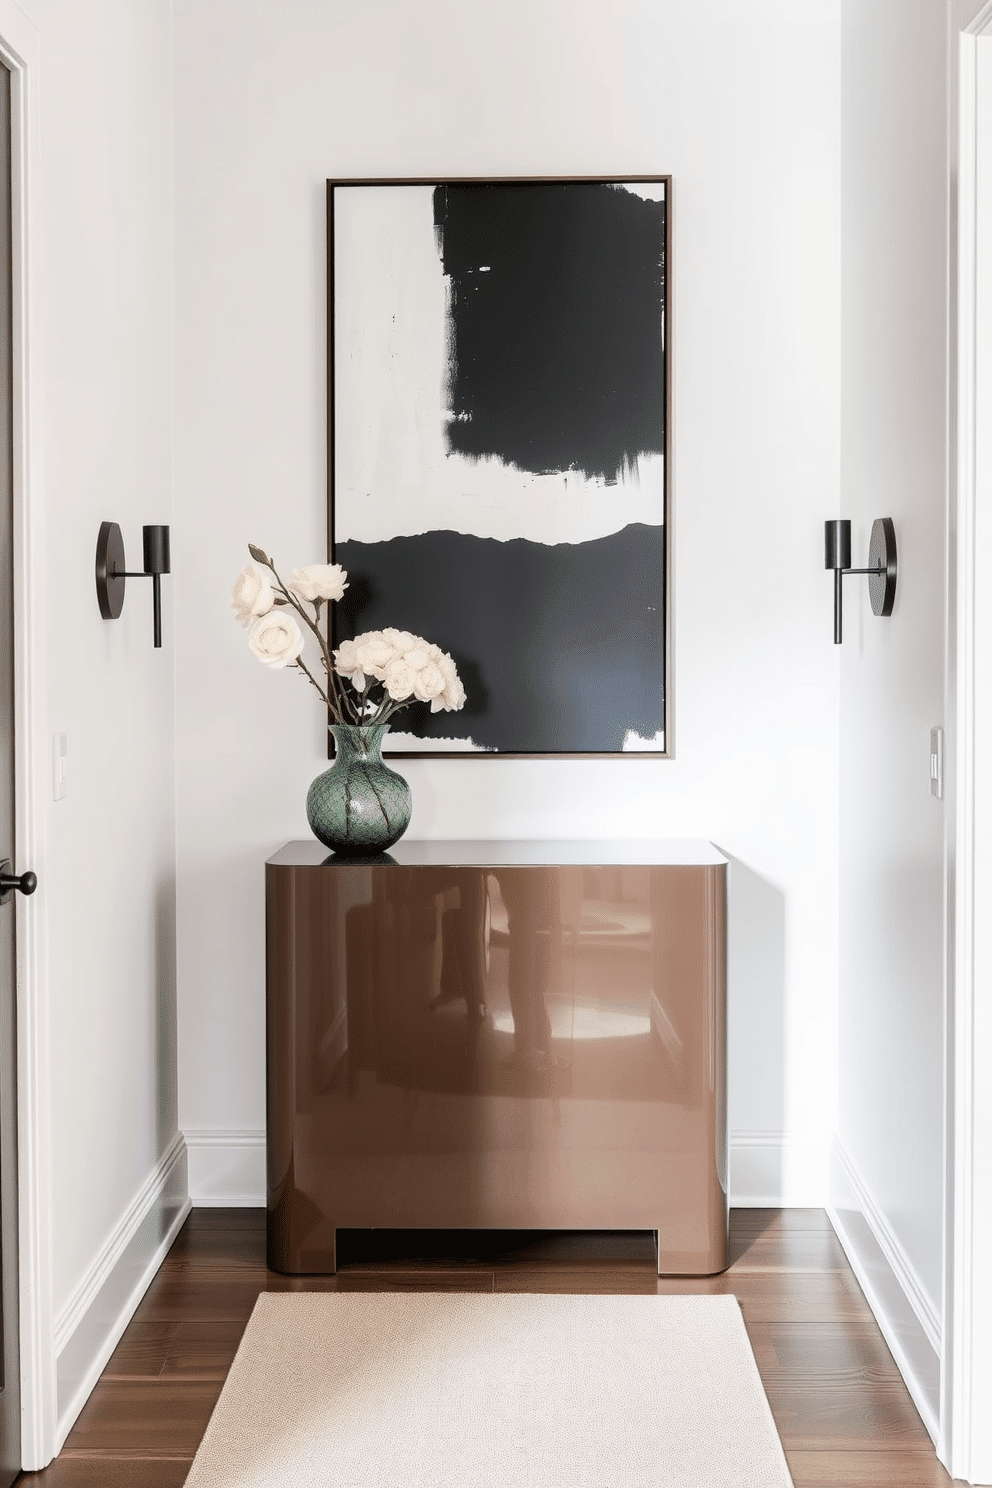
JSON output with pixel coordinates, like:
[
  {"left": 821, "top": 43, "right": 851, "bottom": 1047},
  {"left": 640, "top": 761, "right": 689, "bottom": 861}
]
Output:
[
  {"left": 930, "top": 726, "right": 943, "bottom": 800},
  {"left": 53, "top": 732, "right": 67, "bottom": 801}
]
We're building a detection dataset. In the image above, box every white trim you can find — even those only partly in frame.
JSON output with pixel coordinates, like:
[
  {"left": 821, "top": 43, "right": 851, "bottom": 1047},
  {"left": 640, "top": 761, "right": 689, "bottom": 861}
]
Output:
[
  {"left": 185, "top": 1127, "right": 266, "bottom": 1207},
  {"left": 725, "top": 1130, "right": 829, "bottom": 1208},
  {"left": 945, "top": 7, "right": 992, "bottom": 1482},
  {"left": 53, "top": 1135, "right": 190, "bottom": 1455},
  {"left": 959, "top": 0, "right": 992, "bottom": 33},
  {"left": 53, "top": 1135, "right": 186, "bottom": 1355},
  {"left": 829, "top": 1139, "right": 941, "bottom": 1444},
  {"left": 0, "top": 0, "right": 53, "bottom": 1470}
]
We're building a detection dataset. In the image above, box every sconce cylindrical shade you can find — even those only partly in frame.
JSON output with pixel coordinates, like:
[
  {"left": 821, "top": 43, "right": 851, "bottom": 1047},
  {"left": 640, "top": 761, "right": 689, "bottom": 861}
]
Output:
[
  {"left": 142, "top": 525, "right": 171, "bottom": 575},
  {"left": 824, "top": 519, "right": 851, "bottom": 572}
]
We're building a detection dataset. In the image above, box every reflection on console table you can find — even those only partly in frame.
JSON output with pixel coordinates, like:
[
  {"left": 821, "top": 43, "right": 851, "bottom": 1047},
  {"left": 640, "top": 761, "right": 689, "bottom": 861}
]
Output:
[{"left": 265, "top": 839, "right": 728, "bottom": 1276}]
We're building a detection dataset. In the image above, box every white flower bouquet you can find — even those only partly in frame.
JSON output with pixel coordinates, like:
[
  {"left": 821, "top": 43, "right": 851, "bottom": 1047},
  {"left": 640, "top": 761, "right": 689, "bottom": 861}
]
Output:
[{"left": 230, "top": 543, "right": 466, "bottom": 728}]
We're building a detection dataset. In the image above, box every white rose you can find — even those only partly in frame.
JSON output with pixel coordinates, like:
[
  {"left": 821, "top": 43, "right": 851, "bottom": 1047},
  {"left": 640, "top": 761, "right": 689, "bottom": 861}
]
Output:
[
  {"left": 286, "top": 563, "right": 348, "bottom": 604},
  {"left": 355, "top": 632, "right": 395, "bottom": 680},
  {"left": 383, "top": 656, "right": 416, "bottom": 700},
  {"left": 434, "top": 678, "right": 467, "bottom": 712},
  {"left": 333, "top": 637, "right": 366, "bottom": 690},
  {"left": 230, "top": 562, "right": 275, "bottom": 626},
  {"left": 412, "top": 661, "right": 446, "bottom": 702},
  {"left": 431, "top": 653, "right": 466, "bottom": 712},
  {"left": 247, "top": 610, "right": 305, "bottom": 669},
  {"left": 404, "top": 646, "right": 432, "bottom": 673}
]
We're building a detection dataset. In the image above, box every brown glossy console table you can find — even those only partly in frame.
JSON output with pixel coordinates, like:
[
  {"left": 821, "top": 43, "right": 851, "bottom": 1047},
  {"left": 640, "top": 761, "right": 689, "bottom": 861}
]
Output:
[{"left": 266, "top": 839, "right": 728, "bottom": 1275}]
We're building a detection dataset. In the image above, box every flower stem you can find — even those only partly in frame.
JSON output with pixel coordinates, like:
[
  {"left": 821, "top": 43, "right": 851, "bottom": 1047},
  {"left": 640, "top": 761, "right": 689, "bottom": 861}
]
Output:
[
  {"left": 294, "top": 655, "right": 332, "bottom": 710},
  {"left": 259, "top": 555, "right": 350, "bottom": 722}
]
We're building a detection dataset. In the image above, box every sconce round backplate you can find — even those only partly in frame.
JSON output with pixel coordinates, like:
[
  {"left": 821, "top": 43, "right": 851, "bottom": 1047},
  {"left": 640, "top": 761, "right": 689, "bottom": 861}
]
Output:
[
  {"left": 867, "top": 517, "right": 897, "bottom": 617},
  {"left": 95, "top": 521, "right": 126, "bottom": 620}
]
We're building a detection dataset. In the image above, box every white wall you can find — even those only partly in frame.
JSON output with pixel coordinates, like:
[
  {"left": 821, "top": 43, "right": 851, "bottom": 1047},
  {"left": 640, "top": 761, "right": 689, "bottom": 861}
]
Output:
[
  {"left": 832, "top": 0, "right": 949, "bottom": 1441},
  {"left": 21, "top": 0, "right": 185, "bottom": 1453},
  {"left": 173, "top": 0, "right": 843, "bottom": 1203}
]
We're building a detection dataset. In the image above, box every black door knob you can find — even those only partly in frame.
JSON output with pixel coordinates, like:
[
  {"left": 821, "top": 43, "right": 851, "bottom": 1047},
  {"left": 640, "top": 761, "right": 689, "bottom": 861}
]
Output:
[{"left": 0, "top": 858, "right": 37, "bottom": 905}]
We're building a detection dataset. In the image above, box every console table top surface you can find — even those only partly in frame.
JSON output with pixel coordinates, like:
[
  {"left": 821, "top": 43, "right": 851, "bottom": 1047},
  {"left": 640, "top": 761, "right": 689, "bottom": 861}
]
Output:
[{"left": 267, "top": 839, "right": 728, "bottom": 869}]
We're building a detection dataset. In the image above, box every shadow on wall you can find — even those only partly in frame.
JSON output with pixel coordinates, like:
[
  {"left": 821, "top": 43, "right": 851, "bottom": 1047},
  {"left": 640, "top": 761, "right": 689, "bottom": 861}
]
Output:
[
  {"left": 155, "top": 871, "right": 179, "bottom": 1154},
  {"left": 718, "top": 854, "right": 787, "bottom": 1204}
]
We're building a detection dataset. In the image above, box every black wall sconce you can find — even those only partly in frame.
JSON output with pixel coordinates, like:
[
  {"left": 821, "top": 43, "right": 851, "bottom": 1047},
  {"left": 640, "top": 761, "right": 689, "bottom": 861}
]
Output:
[
  {"left": 96, "top": 521, "right": 171, "bottom": 648},
  {"left": 824, "top": 517, "right": 897, "bottom": 644}
]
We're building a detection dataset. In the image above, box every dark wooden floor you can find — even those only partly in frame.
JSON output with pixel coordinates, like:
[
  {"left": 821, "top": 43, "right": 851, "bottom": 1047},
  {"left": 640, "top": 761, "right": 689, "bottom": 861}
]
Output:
[{"left": 17, "top": 1207, "right": 956, "bottom": 1487}]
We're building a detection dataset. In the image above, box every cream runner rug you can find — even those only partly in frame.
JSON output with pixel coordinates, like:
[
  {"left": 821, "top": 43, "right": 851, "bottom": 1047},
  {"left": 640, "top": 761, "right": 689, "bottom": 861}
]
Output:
[{"left": 184, "top": 1292, "right": 794, "bottom": 1488}]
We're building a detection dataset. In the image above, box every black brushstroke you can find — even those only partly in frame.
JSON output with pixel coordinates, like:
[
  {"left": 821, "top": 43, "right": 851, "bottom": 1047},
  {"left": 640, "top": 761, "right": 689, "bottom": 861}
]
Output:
[
  {"left": 432, "top": 182, "right": 665, "bottom": 484},
  {"left": 334, "top": 525, "right": 665, "bottom": 754}
]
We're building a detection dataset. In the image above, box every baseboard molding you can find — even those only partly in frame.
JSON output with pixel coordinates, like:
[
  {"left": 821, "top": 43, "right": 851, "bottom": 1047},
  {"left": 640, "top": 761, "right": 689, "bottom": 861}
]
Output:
[
  {"left": 185, "top": 1126, "right": 825, "bottom": 1211},
  {"left": 729, "top": 1130, "right": 830, "bottom": 1206},
  {"left": 828, "top": 1137, "right": 941, "bottom": 1443},
  {"left": 53, "top": 1132, "right": 190, "bottom": 1454},
  {"left": 185, "top": 1127, "right": 266, "bottom": 1206}
]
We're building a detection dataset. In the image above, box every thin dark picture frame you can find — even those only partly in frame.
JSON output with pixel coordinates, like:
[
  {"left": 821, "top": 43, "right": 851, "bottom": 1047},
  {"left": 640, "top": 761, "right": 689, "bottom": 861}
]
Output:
[{"left": 326, "top": 175, "right": 672, "bottom": 760}]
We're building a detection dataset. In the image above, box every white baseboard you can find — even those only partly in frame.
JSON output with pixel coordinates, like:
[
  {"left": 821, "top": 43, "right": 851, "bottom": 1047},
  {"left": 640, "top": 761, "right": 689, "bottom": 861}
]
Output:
[
  {"left": 729, "top": 1130, "right": 830, "bottom": 1206},
  {"left": 184, "top": 1126, "right": 826, "bottom": 1211},
  {"left": 53, "top": 1132, "right": 190, "bottom": 1455},
  {"left": 828, "top": 1137, "right": 941, "bottom": 1443},
  {"left": 185, "top": 1127, "right": 266, "bottom": 1206}
]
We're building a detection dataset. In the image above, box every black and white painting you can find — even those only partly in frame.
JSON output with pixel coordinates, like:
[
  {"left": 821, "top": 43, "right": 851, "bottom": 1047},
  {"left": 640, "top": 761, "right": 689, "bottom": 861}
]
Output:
[{"left": 328, "top": 177, "right": 668, "bottom": 756}]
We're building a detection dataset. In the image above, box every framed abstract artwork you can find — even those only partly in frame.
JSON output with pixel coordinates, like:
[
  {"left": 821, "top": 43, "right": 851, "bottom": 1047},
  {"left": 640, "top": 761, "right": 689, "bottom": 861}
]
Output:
[{"left": 327, "top": 175, "right": 670, "bottom": 757}]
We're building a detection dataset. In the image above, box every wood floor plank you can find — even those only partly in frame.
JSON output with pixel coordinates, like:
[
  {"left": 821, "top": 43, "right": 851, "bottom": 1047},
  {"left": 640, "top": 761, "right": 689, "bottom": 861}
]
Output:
[
  {"left": 101, "top": 1323, "right": 183, "bottom": 1379},
  {"left": 745, "top": 1320, "right": 905, "bottom": 1385},
  {"left": 786, "top": 1449, "right": 956, "bottom": 1486},
  {"left": 55, "top": 1379, "right": 220, "bottom": 1457},
  {"left": 159, "top": 1320, "right": 250, "bottom": 1379},
  {"left": 131, "top": 1266, "right": 498, "bottom": 1324},
  {"left": 180, "top": 1207, "right": 265, "bottom": 1232},
  {"left": 767, "top": 1384, "right": 938, "bottom": 1452},
  {"left": 163, "top": 1225, "right": 267, "bottom": 1269},
  {"left": 733, "top": 1208, "right": 834, "bottom": 1234},
  {"left": 521, "top": 1261, "right": 865, "bottom": 1306},
  {"left": 128, "top": 1272, "right": 268, "bottom": 1325},
  {"left": 727, "top": 1230, "right": 849, "bottom": 1274},
  {"left": 490, "top": 1268, "right": 878, "bottom": 1319},
  {"left": 17, "top": 1462, "right": 192, "bottom": 1487},
  {"left": 657, "top": 1270, "right": 877, "bottom": 1323}
]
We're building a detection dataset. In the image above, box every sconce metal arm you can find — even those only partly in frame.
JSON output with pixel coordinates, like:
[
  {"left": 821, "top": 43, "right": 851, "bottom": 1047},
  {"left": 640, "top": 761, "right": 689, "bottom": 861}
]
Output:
[
  {"left": 830, "top": 565, "right": 882, "bottom": 645},
  {"left": 117, "top": 570, "right": 165, "bottom": 647}
]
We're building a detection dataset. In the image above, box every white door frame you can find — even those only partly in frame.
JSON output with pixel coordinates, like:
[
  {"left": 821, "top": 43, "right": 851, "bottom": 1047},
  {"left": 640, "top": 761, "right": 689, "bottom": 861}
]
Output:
[
  {"left": 944, "top": 3, "right": 992, "bottom": 1482},
  {"left": 0, "top": 0, "right": 55, "bottom": 1471}
]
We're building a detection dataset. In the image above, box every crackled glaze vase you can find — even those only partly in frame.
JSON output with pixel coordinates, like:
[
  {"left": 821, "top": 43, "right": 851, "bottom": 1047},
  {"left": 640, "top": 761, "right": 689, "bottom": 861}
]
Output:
[{"left": 306, "top": 723, "right": 412, "bottom": 856}]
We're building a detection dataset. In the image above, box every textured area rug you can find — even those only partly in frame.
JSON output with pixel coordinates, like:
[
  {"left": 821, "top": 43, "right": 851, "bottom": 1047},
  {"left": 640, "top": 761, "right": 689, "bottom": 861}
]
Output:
[{"left": 184, "top": 1292, "right": 794, "bottom": 1488}]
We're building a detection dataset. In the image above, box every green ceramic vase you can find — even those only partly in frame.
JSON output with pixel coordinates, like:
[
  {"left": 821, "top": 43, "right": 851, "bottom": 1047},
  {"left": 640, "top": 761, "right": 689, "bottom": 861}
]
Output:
[{"left": 306, "top": 723, "right": 412, "bottom": 856}]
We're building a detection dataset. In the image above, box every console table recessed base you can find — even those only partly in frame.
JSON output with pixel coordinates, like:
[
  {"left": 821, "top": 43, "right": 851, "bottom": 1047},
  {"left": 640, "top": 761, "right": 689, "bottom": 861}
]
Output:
[{"left": 266, "top": 840, "right": 728, "bottom": 1276}]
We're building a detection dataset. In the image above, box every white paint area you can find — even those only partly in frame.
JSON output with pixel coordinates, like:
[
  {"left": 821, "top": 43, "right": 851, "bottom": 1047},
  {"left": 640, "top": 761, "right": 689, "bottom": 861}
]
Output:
[
  {"left": 173, "top": 0, "right": 842, "bottom": 1211},
  {"left": 387, "top": 730, "right": 492, "bottom": 753},
  {"left": 333, "top": 183, "right": 664, "bottom": 545},
  {"left": 833, "top": 0, "right": 949, "bottom": 1439},
  {"left": 386, "top": 728, "right": 667, "bottom": 758},
  {"left": 10, "top": 0, "right": 179, "bottom": 1463},
  {"left": 38, "top": 0, "right": 178, "bottom": 1339},
  {"left": 623, "top": 728, "right": 666, "bottom": 752}
]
